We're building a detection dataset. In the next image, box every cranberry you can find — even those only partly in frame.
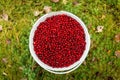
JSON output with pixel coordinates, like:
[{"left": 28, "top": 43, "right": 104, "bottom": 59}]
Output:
[{"left": 33, "top": 14, "right": 86, "bottom": 68}]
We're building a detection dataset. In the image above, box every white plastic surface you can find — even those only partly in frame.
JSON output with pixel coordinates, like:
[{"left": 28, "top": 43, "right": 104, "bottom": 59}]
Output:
[{"left": 29, "top": 11, "right": 90, "bottom": 74}]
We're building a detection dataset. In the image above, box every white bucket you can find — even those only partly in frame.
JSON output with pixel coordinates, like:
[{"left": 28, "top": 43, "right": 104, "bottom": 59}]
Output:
[{"left": 29, "top": 11, "right": 90, "bottom": 74}]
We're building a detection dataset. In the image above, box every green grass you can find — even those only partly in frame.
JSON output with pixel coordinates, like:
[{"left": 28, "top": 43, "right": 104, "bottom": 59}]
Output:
[{"left": 0, "top": 0, "right": 120, "bottom": 80}]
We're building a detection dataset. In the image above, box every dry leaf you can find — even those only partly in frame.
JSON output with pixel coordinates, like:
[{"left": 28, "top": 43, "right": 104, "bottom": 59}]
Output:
[
  {"left": 72, "top": 1, "right": 79, "bottom": 5},
  {"left": 117, "top": 23, "right": 120, "bottom": 26},
  {"left": 101, "top": 15, "right": 106, "bottom": 19},
  {"left": 62, "top": 0, "right": 67, "bottom": 4},
  {"left": 115, "top": 50, "right": 120, "bottom": 58},
  {"left": 92, "top": 57, "right": 96, "bottom": 62},
  {"left": 96, "top": 26, "right": 104, "bottom": 32},
  {"left": 2, "top": 13, "right": 8, "bottom": 21},
  {"left": 2, "top": 58, "right": 7, "bottom": 63},
  {"left": 7, "top": 27, "right": 12, "bottom": 30},
  {"left": 107, "top": 50, "right": 111, "bottom": 54},
  {"left": 83, "top": 61, "right": 86, "bottom": 65},
  {"left": 43, "top": 6, "right": 52, "bottom": 13},
  {"left": 0, "top": 25, "right": 2, "bottom": 32},
  {"left": 108, "top": 61, "right": 112, "bottom": 65},
  {"left": 115, "top": 33, "right": 120, "bottom": 42},
  {"left": 87, "top": 24, "right": 92, "bottom": 29},
  {"left": 51, "top": 0, "right": 59, "bottom": 3},
  {"left": 3, "top": 72, "right": 7, "bottom": 76},
  {"left": 6, "top": 39, "right": 11, "bottom": 44},
  {"left": 33, "top": 10, "right": 42, "bottom": 16},
  {"left": 19, "top": 67, "right": 24, "bottom": 71}
]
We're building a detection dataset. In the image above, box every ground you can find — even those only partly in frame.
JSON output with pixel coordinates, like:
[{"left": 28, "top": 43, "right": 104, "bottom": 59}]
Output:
[{"left": 0, "top": 0, "right": 120, "bottom": 80}]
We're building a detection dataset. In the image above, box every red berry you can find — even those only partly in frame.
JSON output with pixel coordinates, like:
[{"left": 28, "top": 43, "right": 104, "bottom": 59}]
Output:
[{"left": 33, "top": 14, "right": 86, "bottom": 68}]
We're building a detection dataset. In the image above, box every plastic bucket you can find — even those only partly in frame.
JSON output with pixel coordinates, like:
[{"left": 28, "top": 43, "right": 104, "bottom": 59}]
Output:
[{"left": 29, "top": 11, "right": 90, "bottom": 74}]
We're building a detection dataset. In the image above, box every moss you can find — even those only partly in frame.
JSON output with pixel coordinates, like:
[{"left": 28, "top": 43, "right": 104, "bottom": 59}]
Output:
[{"left": 0, "top": 0, "right": 120, "bottom": 80}]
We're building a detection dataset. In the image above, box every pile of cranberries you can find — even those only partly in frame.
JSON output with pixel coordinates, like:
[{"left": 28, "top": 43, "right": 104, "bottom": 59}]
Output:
[{"left": 33, "top": 14, "right": 86, "bottom": 68}]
